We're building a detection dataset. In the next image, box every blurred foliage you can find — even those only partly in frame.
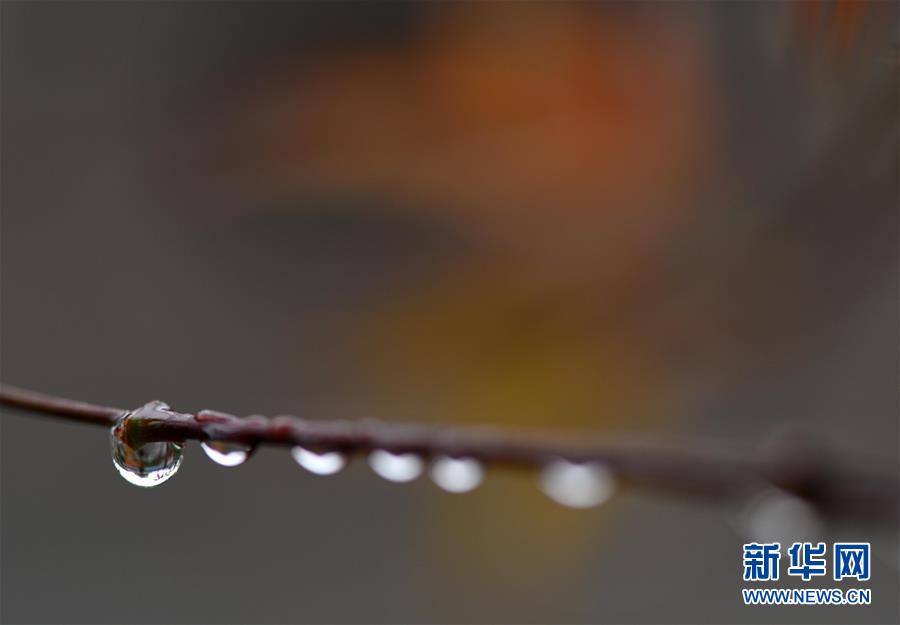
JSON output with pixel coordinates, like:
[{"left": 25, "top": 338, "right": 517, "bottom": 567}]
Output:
[{"left": 165, "top": 0, "right": 897, "bottom": 599}]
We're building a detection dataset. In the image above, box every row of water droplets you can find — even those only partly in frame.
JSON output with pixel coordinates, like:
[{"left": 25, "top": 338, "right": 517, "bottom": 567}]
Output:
[
  {"left": 109, "top": 407, "right": 839, "bottom": 546},
  {"left": 110, "top": 413, "right": 615, "bottom": 508},
  {"left": 108, "top": 430, "right": 829, "bottom": 539},
  {"left": 223, "top": 442, "right": 614, "bottom": 507}
]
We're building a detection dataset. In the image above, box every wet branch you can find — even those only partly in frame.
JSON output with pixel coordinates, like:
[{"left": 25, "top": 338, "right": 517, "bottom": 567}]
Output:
[
  {"left": 0, "top": 384, "right": 124, "bottom": 426},
  {"left": 1, "top": 383, "right": 897, "bottom": 524}
]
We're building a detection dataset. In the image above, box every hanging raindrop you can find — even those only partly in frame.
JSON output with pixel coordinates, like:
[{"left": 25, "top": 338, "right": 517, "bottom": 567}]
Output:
[
  {"left": 430, "top": 456, "right": 484, "bottom": 493},
  {"left": 110, "top": 417, "right": 183, "bottom": 488},
  {"left": 737, "top": 488, "right": 822, "bottom": 545},
  {"left": 201, "top": 440, "right": 253, "bottom": 467},
  {"left": 368, "top": 449, "right": 424, "bottom": 482},
  {"left": 291, "top": 446, "right": 347, "bottom": 475},
  {"left": 539, "top": 459, "right": 616, "bottom": 508}
]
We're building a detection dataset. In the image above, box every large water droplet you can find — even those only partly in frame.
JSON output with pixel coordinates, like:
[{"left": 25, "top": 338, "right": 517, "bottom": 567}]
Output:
[
  {"left": 291, "top": 446, "right": 347, "bottom": 475},
  {"left": 201, "top": 440, "right": 253, "bottom": 467},
  {"left": 430, "top": 456, "right": 484, "bottom": 493},
  {"left": 110, "top": 425, "right": 183, "bottom": 487},
  {"left": 539, "top": 459, "right": 616, "bottom": 508},
  {"left": 368, "top": 449, "right": 424, "bottom": 482}
]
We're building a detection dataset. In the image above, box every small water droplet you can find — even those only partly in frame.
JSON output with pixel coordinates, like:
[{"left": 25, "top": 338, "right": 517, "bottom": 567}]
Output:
[
  {"left": 291, "top": 446, "right": 347, "bottom": 475},
  {"left": 368, "top": 449, "right": 424, "bottom": 483},
  {"left": 201, "top": 440, "right": 253, "bottom": 467},
  {"left": 539, "top": 459, "right": 615, "bottom": 508},
  {"left": 737, "top": 488, "right": 822, "bottom": 544},
  {"left": 430, "top": 456, "right": 484, "bottom": 493},
  {"left": 110, "top": 424, "right": 183, "bottom": 487}
]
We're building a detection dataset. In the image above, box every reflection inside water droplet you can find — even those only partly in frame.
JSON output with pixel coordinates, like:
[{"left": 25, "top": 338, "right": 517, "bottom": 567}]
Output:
[
  {"left": 201, "top": 440, "right": 253, "bottom": 467},
  {"left": 368, "top": 449, "right": 424, "bottom": 482},
  {"left": 430, "top": 456, "right": 484, "bottom": 493},
  {"left": 539, "top": 459, "right": 615, "bottom": 508},
  {"left": 291, "top": 446, "right": 347, "bottom": 475},
  {"left": 110, "top": 422, "right": 183, "bottom": 487}
]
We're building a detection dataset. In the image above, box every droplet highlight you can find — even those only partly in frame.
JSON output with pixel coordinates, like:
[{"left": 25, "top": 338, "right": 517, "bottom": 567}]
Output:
[
  {"left": 539, "top": 459, "right": 615, "bottom": 508},
  {"left": 430, "top": 456, "right": 484, "bottom": 493},
  {"left": 201, "top": 440, "right": 253, "bottom": 467},
  {"left": 291, "top": 446, "right": 347, "bottom": 475},
  {"left": 738, "top": 489, "right": 822, "bottom": 545},
  {"left": 110, "top": 424, "right": 183, "bottom": 487},
  {"left": 368, "top": 449, "right": 424, "bottom": 483}
]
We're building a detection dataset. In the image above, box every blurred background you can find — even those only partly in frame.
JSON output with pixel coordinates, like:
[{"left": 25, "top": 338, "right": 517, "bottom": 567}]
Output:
[{"left": 1, "top": 1, "right": 897, "bottom": 623}]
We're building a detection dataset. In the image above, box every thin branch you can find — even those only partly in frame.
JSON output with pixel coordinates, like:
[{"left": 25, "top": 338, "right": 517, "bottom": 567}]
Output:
[
  {"left": 1, "top": 383, "right": 896, "bottom": 523},
  {"left": 0, "top": 384, "right": 123, "bottom": 426}
]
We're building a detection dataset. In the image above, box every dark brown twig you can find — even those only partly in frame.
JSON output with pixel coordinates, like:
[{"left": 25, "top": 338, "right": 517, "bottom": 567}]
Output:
[
  {"left": 1, "top": 383, "right": 896, "bottom": 523},
  {"left": 0, "top": 384, "right": 124, "bottom": 426}
]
